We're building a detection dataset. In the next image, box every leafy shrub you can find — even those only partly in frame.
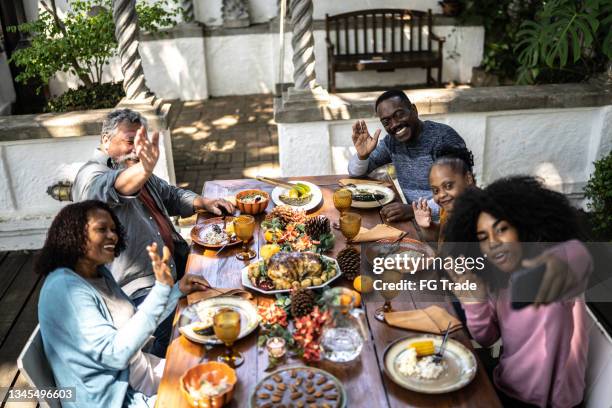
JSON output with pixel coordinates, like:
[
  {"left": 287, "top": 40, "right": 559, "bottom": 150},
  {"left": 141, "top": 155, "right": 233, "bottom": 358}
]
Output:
[
  {"left": 7, "top": 0, "right": 182, "bottom": 92},
  {"left": 515, "top": 0, "right": 612, "bottom": 84},
  {"left": 45, "top": 82, "right": 125, "bottom": 112},
  {"left": 460, "top": 0, "right": 540, "bottom": 82},
  {"left": 584, "top": 152, "right": 612, "bottom": 240}
]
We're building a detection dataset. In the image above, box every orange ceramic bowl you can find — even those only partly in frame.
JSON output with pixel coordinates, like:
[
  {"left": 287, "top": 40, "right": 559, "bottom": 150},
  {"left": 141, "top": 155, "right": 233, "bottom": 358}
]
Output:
[
  {"left": 235, "top": 189, "right": 269, "bottom": 215},
  {"left": 180, "top": 361, "right": 237, "bottom": 408}
]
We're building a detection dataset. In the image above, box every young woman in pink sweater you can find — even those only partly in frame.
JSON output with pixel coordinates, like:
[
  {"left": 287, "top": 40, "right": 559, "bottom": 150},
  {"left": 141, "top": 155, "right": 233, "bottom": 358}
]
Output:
[{"left": 443, "top": 176, "right": 591, "bottom": 408}]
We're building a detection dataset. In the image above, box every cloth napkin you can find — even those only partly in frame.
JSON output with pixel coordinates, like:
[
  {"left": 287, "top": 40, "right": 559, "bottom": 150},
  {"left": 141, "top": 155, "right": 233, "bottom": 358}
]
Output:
[
  {"left": 384, "top": 305, "right": 463, "bottom": 334},
  {"left": 339, "top": 178, "right": 392, "bottom": 187},
  {"left": 187, "top": 287, "right": 253, "bottom": 306},
  {"left": 352, "top": 224, "right": 405, "bottom": 242}
]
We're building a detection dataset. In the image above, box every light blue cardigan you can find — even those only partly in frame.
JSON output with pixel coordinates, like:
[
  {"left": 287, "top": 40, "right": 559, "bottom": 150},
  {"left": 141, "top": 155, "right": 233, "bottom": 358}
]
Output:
[{"left": 38, "top": 267, "right": 182, "bottom": 408}]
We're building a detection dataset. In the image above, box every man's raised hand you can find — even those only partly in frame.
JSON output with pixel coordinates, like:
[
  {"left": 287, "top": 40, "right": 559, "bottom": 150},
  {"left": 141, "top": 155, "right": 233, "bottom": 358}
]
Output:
[
  {"left": 351, "top": 120, "right": 381, "bottom": 160},
  {"left": 134, "top": 126, "right": 160, "bottom": 174}
]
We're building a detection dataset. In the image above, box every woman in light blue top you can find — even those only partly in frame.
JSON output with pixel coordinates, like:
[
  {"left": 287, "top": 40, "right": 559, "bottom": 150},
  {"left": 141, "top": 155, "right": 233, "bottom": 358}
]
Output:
[{"left": 36, "top": 200, "right": 208, "bottom": 407}]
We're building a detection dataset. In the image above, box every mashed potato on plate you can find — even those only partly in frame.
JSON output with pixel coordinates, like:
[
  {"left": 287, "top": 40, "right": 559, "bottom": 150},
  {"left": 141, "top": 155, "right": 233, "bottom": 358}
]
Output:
[{"left": 397, "top": 348, "right": 445, "bottom": 379}]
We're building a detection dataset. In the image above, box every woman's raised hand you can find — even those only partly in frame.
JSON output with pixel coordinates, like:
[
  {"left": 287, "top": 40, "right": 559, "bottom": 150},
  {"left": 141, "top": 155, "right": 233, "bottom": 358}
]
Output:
[{"left": 147, "top": 242, "right": 174, "bottom": 287}]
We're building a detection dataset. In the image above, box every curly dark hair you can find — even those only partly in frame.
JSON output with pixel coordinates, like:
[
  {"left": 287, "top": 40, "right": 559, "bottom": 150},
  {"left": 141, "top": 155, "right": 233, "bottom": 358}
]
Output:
[
  {"left": 443, "top": 176, "right": 586, "bottom": 288},
  {"left": 35, "top": 200, "right": 126, "bottom": 276},
  {"left": 431, "top": 145, "right": 476, "bottom": 183}
]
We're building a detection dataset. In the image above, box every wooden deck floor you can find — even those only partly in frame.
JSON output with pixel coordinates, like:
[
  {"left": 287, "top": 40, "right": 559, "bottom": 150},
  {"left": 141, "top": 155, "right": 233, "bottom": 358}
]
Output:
[{"left": 0, "top": 250, "right": 42, "bottom": 408}]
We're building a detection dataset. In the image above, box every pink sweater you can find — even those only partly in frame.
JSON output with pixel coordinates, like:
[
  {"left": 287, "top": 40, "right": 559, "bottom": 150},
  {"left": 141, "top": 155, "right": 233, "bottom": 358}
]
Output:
[{"left": 463, "top": 240, "right": 591, "bottom": 408}]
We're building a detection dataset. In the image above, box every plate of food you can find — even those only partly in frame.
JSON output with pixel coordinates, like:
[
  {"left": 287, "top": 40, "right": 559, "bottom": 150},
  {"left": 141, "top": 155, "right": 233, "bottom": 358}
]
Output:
[
  {"left": 190, "top": 217, "right": 241, "bottom": 249},
  {"left": 178, "top": 297, "right": 259, "bottom": 345},
  {"left": 242, "top": 251, "right": 341, "bottom": 294},
  {"left": 271, "top": 181, "right": 323, "bottom": 212},
  {"left": 383, "top": 335, "right": 477, "bottom": 394},
  {"left": 249, "top": 366, "right": 347, "bottom": 408},
  {"left": 345, "top": 184, "right": 395, "bottom": 209}
]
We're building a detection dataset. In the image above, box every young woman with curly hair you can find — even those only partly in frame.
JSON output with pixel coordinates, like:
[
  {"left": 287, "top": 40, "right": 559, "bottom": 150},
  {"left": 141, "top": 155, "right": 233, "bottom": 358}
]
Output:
[
  {"left": 443, "top": 176, "right": 591, "bottom": 408},
  {"left": 36, "top": 200, "right": 208, "bottom": 408}
]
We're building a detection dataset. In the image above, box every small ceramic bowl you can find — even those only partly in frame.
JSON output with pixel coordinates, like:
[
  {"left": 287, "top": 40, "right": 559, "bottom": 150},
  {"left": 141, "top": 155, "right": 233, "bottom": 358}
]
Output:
[
  {"left": 180, "top": 361, "right": 237, "bottom": 408},
  {"left": 235, "top": 189, "right": 269, "bottom": 215}
]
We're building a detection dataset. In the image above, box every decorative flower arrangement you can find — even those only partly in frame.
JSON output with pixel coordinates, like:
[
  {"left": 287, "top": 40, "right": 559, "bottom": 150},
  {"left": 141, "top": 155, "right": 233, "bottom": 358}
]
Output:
[
  {"left": 261, "top": 206, "right": 334, "bottom": 253},
  {"left": 257, "top": 293, "right": 330, "bottom": 370}
]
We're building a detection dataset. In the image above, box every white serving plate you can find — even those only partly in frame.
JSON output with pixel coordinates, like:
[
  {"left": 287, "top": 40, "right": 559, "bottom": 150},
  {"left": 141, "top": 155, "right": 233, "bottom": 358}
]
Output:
[
  {"left": 241, "top": 255, "right": 342, "bottom": 294},
  {"left": 347, "top": 184, "right": 395, "bottom": 208},
  {"left": 271, "top": 180, "right": 323, "bottom": 212},
  {"left": 178, "top": 296, "right": 259, "bottom": 345},
  {"left": 384, "top": 335, "right": 477, "bottom": 394}
]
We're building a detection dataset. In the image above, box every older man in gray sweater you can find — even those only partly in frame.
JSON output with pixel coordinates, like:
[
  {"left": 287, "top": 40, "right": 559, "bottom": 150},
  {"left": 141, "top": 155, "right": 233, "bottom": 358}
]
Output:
[
  {"left": 72, "top": 108, "right": 233, "bottom": 356},
  {"left": 348, "top": 90, "right": 465, "bottom": 222}
]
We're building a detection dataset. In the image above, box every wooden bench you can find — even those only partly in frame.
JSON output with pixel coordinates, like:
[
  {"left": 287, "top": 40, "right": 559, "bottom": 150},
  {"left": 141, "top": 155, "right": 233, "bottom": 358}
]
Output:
[{"left": 325, "top": 9, "right": 445, "bottom": 92}]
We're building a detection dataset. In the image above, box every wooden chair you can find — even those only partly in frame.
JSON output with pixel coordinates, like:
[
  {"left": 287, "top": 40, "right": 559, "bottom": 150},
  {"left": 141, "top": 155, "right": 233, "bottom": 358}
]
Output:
[
  {"left": 325, "top": 9, "right": 445, "bottom": 92},
  {"left": 17, "top": 326, "right": 61, "bottom": 408}
]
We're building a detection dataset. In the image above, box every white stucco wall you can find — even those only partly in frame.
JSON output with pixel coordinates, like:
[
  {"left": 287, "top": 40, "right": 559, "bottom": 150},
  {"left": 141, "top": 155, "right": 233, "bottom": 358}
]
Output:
[
  {"left": 194, "top": 0, "right": 442, "bottom": 26},
  {"left": 204, "top": 23, "right": 483, "bottom": 96},
  {"left": 0, "top": 132, "right": 174, "bottom": 251},
  {"left": 278, "top": 105, "right": 612, "bottom": 200},
  {"left": 24, "top": 0, "right": 479, "bottom": 98},
  {"left": 47, "top": 34, "right": 209, "bottom": 100}
]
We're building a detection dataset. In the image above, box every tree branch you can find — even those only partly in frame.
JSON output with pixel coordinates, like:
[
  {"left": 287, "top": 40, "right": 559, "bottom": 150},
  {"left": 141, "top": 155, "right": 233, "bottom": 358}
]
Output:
[{"left": 40, "top": 0, "right": 93, "bottom": 87}]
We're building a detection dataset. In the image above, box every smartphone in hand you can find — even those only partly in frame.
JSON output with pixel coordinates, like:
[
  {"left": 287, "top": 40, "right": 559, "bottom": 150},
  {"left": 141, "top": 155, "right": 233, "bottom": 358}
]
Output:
[{"left": 510, "top": 263, "right": 547, "bottom": 310}]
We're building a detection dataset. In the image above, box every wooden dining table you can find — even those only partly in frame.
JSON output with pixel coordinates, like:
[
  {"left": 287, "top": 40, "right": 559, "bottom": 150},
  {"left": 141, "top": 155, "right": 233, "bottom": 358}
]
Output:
[{"left": 155, "top": 175, "right": 502, "bottom": 408}]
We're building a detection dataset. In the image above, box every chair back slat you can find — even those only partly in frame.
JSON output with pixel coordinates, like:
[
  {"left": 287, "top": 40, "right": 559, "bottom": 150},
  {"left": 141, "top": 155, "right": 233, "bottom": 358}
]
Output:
[
  {"left": 381, "top": 13, "right": 386, "bottom": 53},
  {"left": 428, "top": 10, "right": 433, "bottom": 51},
  {"left": 354, "top": 15, "right": 359, "bottom": 54},
  {"left": 344, "top": 17, "right": 349, "bottom": 54},
  {"left": 363, "top": 14, "right": 368, "bottom": 54},
  {"left": 391, "top": 13, "right": 396, "bottom": 54},
  {"left": 418, "top": 14, "right": 423, "bottom": 52}
]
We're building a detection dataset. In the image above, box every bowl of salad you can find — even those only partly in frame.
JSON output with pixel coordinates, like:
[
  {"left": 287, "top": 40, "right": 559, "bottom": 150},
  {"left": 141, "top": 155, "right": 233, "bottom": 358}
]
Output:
[{"left": 236, "top": 189, "right": 270, "bottom": 215}]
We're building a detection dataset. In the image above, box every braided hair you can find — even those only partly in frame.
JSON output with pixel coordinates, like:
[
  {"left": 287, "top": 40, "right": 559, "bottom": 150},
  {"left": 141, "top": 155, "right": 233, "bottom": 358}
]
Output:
[{"left": 431, "top": 145, "right": 476, "bottom": 184}]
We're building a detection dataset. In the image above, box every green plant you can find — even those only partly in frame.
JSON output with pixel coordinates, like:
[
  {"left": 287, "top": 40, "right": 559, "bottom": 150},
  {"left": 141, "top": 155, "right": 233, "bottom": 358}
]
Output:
[
  {"left": 45, "top": 82, "right": 125, "bottom": 112},
  {"left": 460, "top": 0, "right": 540, "bottom": 81},
  {"left": 7, "top": 0, "right": 182, "bottom": 92},
  {"left": 584, "top": 152, "right": 612, "bottom": 240},
  {"left": 515, "top": 0, "right": 612, "bottom": 84}
]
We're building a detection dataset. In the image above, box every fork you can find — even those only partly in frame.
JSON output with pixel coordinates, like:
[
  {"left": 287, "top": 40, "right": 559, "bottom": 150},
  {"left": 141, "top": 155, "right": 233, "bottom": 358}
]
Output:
[{"left": 433, "top": 322, "right": 452, "bottom": 364}]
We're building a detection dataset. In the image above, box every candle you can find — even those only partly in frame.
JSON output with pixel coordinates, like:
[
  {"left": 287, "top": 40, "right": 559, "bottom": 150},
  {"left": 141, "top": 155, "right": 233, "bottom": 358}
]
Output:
[{"left": 266, "top": 337, "right": 286, "bottom": 358}]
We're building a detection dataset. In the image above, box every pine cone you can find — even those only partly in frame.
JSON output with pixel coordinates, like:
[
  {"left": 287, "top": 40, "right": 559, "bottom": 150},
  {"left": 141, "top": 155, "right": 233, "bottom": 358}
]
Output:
[
  {"left": 305, "top": 215, "right": 331, "bottom": 239},
  {"left": 337, "top": 246, "right": 361, "bottom": 281},
  {"left": 265, "top": 205, "right": 307, "bottom": 227},
  {"left": 290, "top": 288, "right": 316, "bottom": 318}
]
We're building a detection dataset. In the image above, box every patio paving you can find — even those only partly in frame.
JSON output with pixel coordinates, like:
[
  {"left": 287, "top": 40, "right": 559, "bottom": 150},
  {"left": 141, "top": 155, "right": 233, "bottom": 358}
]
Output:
[
  {"left": 169, "top": 94, "right": 281, "bottom": 194},
  {"left": 0, "top": 251, "right": 40, "bottom": 408}
]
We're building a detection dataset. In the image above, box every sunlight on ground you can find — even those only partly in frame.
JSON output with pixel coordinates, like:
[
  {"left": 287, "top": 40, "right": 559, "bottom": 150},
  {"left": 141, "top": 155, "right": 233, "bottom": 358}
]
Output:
[
  {"left": 260, "top": 145, "right": 279, "bottom": 154},
  {"left": 242, "top": 162, "right": 281, "bottom": 178},
  {"left": 212, "top": 115, "right": 239, "bottom": 129},
  {"left": 199, "top": 140, "right": 237, "bottom": 153},
  {"left": 173, "top": 126, "right": 198, "bottom": 135}
]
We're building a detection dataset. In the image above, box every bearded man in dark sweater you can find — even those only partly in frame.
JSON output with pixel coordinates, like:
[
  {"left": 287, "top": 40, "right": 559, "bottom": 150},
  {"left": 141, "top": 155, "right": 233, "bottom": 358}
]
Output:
[{"left": 348, "top": 90, "right": 466, "bottom": 221}]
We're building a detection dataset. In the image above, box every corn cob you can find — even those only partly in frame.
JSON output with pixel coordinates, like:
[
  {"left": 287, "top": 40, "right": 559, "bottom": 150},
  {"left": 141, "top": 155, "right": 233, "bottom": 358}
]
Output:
[{"left": 408, "top": 340, "right": 435, "bottom": 357}]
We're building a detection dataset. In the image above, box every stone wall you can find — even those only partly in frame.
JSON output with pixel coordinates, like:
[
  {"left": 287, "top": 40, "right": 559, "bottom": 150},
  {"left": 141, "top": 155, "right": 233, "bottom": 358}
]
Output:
[{"left": 275, "top": 83, "right": 612, "bottom": 204}]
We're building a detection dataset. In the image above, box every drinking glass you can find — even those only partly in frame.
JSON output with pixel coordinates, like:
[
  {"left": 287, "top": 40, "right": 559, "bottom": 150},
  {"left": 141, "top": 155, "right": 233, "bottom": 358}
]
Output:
[
  {"left": 333, "top": 188, "right": 353, "bottom": 229},
  {"left": 374, "top": 270, "right": 402, "bottom": 322},
  {"left": 333, "top": 188, "right": 353, "bottom": 214},
  {"left": 213, "top": 308, "right": 243, "bottom": 367},
  {"left": 339, "top": 212, "right": 361, "bottom": 244},
  {"left": 234, "top": 215, "right": 256, "bottom": 260}
]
